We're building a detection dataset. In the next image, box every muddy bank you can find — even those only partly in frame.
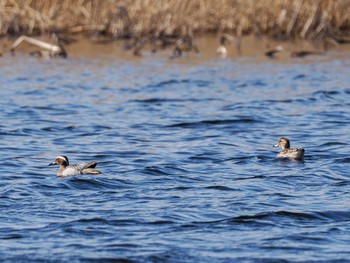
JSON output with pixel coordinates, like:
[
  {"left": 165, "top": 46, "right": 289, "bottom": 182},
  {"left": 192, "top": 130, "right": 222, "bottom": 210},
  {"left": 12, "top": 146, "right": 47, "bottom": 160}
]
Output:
[{"left": 2, "top": 34, "right": 350, "bottom": 62}]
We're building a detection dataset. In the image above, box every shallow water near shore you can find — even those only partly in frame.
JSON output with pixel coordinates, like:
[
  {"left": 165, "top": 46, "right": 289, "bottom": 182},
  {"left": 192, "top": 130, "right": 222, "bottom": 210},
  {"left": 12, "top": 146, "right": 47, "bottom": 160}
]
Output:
[{"left": 1, "top": 39, "right": 350, "bottom": 262}]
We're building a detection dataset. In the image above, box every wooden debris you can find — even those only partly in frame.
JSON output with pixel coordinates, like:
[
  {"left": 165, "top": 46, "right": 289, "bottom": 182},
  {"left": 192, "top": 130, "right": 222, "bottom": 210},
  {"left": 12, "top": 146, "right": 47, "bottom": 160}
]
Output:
[{"left": 10, "top": 34, "right": 67, "bottom": 58}]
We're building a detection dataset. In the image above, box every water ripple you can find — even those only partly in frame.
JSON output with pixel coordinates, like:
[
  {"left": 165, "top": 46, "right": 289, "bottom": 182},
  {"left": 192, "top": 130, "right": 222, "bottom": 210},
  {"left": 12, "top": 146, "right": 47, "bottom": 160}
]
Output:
[{"left": 0, "top": 55, "right": 350, "bottom": 261}]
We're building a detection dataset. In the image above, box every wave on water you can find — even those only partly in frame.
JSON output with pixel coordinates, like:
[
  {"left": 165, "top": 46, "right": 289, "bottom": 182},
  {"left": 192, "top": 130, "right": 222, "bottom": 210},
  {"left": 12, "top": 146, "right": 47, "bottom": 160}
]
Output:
[
  {"left": 1, "top": 55, "right": 350, "bottom": 261},
  {"left": 166, "top": 118, "right": 257, "bottom": 128}
]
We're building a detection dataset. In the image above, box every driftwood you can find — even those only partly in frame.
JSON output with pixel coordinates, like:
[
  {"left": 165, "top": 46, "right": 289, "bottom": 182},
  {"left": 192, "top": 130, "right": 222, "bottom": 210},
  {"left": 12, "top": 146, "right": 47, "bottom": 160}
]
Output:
[{"left": 10, "top": 35, "right": 67, "bottom": 58}]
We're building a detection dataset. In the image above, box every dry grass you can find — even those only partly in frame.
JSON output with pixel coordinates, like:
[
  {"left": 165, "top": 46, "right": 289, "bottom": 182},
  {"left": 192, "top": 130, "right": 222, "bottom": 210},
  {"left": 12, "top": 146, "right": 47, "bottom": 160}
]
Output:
[{"left": 0, "top": 0, "right": 349, "bottom": 40}]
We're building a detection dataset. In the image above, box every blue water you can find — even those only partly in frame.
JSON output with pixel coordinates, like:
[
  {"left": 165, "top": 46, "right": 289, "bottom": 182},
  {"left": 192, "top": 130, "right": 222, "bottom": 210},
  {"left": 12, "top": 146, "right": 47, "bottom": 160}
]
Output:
[{"left": 1, "top": 52, "right": 350, "bottom": 262}]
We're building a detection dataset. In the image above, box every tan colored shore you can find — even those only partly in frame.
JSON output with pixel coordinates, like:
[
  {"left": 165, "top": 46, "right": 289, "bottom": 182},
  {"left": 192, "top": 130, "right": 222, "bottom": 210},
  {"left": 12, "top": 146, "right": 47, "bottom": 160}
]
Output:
[{"left": 2, "top": 34, "right": 350, "bottom": 63}]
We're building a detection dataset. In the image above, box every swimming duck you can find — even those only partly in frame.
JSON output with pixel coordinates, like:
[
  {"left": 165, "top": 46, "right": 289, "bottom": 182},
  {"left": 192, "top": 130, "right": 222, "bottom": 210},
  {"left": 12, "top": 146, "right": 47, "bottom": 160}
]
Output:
[
  {"left": 290, "top": 50, "right": 324, "bottom": 58},
  {"left": 274, "top": 138, "right": 304, "bottom": 160},
  {"left": 265, "top": 45, "right": 284, "bottom": 58},
  {"left": 216, "top": 33, "right": 241, "bottom": 57},
  {"left": 49, "top": 155, "right": 101, "bottom": 177}
]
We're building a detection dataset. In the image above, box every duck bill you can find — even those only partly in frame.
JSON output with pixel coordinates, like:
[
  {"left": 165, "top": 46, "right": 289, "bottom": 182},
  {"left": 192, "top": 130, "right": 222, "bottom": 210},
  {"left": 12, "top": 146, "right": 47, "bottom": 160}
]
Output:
[
  {"left": 48, "top": 161, "right": 57, "bottom": 166},
  {"left": 273, "top": 144, "right": 279, "bottom": 148}
]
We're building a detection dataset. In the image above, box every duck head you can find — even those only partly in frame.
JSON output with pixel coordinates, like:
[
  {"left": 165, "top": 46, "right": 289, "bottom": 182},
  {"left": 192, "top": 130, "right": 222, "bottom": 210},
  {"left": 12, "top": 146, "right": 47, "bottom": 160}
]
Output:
[
  {"left": 274, "top": 138, "right": 290, "bottom": 150},
  {"left": 49, "top": 155, "right": 69, "bottom": 167}
]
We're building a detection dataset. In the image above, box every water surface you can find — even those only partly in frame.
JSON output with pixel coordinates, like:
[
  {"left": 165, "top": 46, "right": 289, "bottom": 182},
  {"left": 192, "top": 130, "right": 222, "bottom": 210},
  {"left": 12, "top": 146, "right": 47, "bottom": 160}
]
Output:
[{"left": 1, "top": 46, "right": 350, "bottom": 262}]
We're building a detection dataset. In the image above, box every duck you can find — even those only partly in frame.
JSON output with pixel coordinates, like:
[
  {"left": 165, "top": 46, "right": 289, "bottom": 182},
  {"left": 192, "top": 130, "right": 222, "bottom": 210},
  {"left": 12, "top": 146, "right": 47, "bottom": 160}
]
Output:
[
  {"left": 216, "top": 33, "right": 241, "bottom": 57},
  {"left": 49, "top": 155, "right": 101, "bottom": 177},
  {"left": 265, "top": 45, "right": 284, "bottom": 58},
  {"left": 290, "top": 50, "right": 324, "bottom": 58},
  {"left": 274, "top": 138, "right": 304, "bottom": 160}
]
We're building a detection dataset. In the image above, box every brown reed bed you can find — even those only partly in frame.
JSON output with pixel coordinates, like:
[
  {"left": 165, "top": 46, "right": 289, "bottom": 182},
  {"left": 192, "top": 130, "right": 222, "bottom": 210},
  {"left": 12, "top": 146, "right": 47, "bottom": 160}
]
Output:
[{"left": 1, "top": 0, "right": 349, "bottom": 41}]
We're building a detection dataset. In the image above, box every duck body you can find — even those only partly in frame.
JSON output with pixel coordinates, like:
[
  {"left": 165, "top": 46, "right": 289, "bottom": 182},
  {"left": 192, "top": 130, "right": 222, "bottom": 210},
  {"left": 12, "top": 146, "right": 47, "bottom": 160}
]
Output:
[
  {"left": 216, "top": 45, "right": 228, "bottom": 57},
  {"left": 276, "top": 147, "right": 305, "bottom": 160},
  {"left": 216, "top": 34, "right": 241, "bottom": 57},
  {"left": 265, "top": 45, "right": 284, "bottom": 58},
  {"left": 49, "top": 155, "right": 101, "bottom": 177},
  {"left": 274, "top": 138, "right": 304, "bottom": 160}
]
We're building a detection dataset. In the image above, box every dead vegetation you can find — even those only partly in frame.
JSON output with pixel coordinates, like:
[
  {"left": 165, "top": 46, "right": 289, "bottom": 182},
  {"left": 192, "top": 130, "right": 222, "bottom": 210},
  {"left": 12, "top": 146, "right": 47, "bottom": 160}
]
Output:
[{"left": 0, "top": 0, "right": 349, "bottom": 40}]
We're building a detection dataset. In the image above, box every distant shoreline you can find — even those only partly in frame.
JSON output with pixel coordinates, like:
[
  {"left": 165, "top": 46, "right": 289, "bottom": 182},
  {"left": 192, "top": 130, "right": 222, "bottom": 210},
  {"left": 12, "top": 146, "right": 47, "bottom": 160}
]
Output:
[{"left": 2, "top": 34, "right": 350, "bottom": 61}]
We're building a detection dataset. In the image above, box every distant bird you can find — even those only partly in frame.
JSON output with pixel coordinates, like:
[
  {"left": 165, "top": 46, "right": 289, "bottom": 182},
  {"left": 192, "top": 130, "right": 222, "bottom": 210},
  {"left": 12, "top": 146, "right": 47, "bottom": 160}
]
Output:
[
  {"left": 171, "top": 46, "right": 182, "bottom": 58},
  {"left": 49, "top": 155, "right": 101, "bottom": 177},
  {"left": 265, "top": 45, "right": 284, "bottom": 58},
  {"left": 331, "top": 36, "right": 350, "bottom": 45},
  {"left": 323, "top": 37, "right": 339, "bottom": 51},
  {"left": 216, "top": 33, "right": 241, "bottom": 57},
  {"left": 132, "top": 38, "right": 148, "bottom": 56},
  {"left": 170, "top": 33, "right": 199, "bottom": 59},
  {"left": 274, "top": 138, "right": 304, "bottom": 160},
  {"left": 290, "top": 38, "right": 338, "bottom": 58},
  {"left": 290, "top": 50, "right": 324, "bottom": 58}
]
